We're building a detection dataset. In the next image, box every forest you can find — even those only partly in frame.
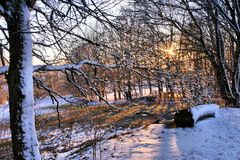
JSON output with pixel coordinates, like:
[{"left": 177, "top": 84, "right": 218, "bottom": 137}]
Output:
[{"left": 0, "top": 0, "right": 240, "bottom": 159}]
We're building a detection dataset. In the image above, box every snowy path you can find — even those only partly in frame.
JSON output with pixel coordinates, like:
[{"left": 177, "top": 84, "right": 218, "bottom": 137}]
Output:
[{"left": 98, "top": 108, "right": 240, "bottom": 160}]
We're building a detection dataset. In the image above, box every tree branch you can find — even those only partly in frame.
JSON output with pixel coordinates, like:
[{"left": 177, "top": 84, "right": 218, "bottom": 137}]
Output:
[
  {"left": 0, "top": 5, "right": 4, "bottom": 16},
  {"left": 208, "top": 0, "right": 240, "bottom": 32},
  {"left": 0, "top": 60, "right": 117, "bottom": 74}
]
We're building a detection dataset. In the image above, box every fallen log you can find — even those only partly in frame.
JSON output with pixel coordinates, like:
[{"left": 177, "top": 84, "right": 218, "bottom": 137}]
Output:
[
  {"left": 174, "top": 109, "right": 194, "bottom": 127},
  {"left": 174, "top": 104, "right": 219, "bottom": 127}
]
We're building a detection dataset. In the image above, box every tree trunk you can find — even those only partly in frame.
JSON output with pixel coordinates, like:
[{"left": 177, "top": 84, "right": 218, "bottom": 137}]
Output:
[
  {"left": 157, "top": 80, "right": 162, "bottom": 99},
  {"left": 157, "top": 71, "right": 163, "bottom": 99},
  {"left": 113, "top": 85, "right": 117, "bottom": 101},
  {"left": 212, "top": 11, "right": 235, "bottom": 106},
  {"left": 148, "top": 78, "right": 152, "bottom": 95},
  {"left": 117, "top": 67, "right": 122, "bottom": 100},
  {"left": 138, "top": 78, "right": 143, "bottom": 97},
  {"left": 214, "top": 64, "right": 234, "bottom": 105},
  {"left": 126, "top": 80, "right": 132, "bottom": 100},
  {"left": 118, "top": 84, "right": 122, "bottom": 100},
  {"left": 6, "top": 1, "right": 41, "bottom": 159},
  {"left": 96, "top": 88, "right": 101, "bottom": 101},
  {"left": 231, "top": 35, "right": 240, "bottom": 107}
]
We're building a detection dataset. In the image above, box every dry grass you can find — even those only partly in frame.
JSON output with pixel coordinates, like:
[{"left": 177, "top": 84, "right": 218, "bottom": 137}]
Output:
[{"left": 35, "top": 102, "right": 180, "bottom": 133}]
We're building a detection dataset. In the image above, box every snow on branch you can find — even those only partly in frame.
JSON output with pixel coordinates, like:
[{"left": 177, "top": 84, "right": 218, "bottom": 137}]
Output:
[
  {"left": 0, "top": 60, "right": 117, "bottom": 74},
  {"left": 30, "top": 60, "right": 123, "bottom": 110},
  {"left": 34, "top": 60, "right": 116, "bottom": 72}
]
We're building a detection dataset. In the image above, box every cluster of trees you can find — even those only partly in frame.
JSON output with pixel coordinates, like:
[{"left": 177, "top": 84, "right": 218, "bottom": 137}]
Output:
[
  {"left": 134, "top": 0, "right": 240, "bottom": 106},
  {"left": 63, "top": 1, "right": 218, "bottom": 105},
  {"left": 114, "top": 0, "right": 238, "bottom": 106},
  {"left": 0, "top": 0, "right": 240, "bottom": 159}
]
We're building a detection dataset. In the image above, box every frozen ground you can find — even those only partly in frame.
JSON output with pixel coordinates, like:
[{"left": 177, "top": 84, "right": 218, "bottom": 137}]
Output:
[{"left": 55, "top": 107, "right": 240, "bottom": 160}]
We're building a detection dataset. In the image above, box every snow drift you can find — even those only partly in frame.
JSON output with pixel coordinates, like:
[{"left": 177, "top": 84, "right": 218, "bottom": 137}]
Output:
[{"left": 191, "top": 104, "right": 219, "bottom": 123}]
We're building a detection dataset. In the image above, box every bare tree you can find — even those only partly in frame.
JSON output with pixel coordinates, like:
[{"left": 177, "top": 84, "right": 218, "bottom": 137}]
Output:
[{"left": 0, "top": 0, "right": 122, "bottom": 159}]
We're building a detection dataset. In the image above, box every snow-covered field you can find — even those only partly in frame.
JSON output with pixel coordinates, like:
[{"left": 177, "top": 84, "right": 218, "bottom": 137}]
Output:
[{"left": 50, "top": 108, "right": 240, "bottom": 160}]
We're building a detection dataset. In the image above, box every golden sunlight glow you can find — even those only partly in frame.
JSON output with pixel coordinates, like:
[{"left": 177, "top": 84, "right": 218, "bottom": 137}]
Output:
[
  {"left": 154, "top": 43, "right": 177, "bottom": 58},
  {"left": 166, "top": 46, "right": 175, "bottom": 56}
]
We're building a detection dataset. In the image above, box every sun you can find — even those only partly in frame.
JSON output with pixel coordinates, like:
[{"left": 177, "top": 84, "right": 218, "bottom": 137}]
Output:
[{"left": 166, "top": 46, "right": 175, "bottom": 56}]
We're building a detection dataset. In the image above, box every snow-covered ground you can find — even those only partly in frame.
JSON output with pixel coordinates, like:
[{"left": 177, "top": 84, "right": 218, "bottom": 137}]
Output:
[
  {"left": 0, "top": 97, "right": 65, "bottom": 122},
  {"left": 0, "top": 96, "right": 126, "bottom": 140},
  {"left": 2, "top": 100, "right": 240, "bottom": 159},
  {"left": 0, "top": 96, "right": 87, "bottom": 140},
  {"left": 54, "top": 108, "right": 240, "bottom": 160}
]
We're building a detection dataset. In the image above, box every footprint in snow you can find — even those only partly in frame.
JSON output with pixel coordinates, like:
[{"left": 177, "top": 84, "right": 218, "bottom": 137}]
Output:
[{"left": 218, "top": 152, "right": 224, "bottom": 156}]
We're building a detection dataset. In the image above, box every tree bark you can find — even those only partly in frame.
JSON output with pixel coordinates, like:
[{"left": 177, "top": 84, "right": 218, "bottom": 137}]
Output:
[
  {"left": 6, "top": 1, "right": 41, "bottom": 159},
  {"left": 212, "top": 9, "right": 235, "bottom": 105},
  {"left": 113, "top": 85, "right": 117, "bottom": 101},
  {"left": 214, "top": 64, "right": 235, "bottom": 105},
  {"left": 138, "top": 77, "right": 143, "bottom": 97},
  {"left": 148, "top": 78, "right": 152, "bottom": 95},
  {"left": 126, "top": 80, "right": 132, "bottom": 100},
  {"left": 231, "top": 34, "right": 240, "bottom": 106}
]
